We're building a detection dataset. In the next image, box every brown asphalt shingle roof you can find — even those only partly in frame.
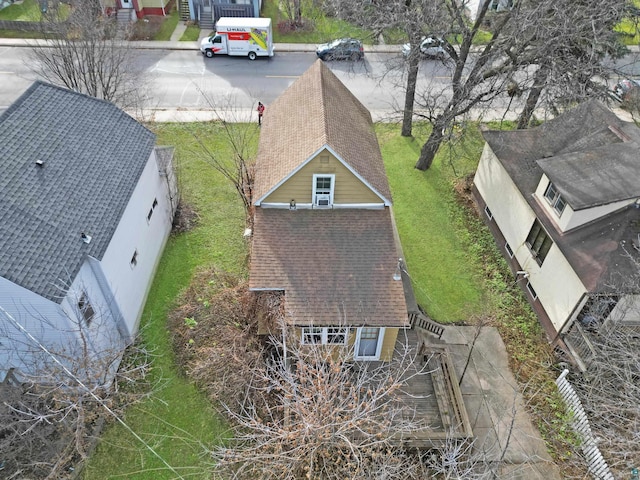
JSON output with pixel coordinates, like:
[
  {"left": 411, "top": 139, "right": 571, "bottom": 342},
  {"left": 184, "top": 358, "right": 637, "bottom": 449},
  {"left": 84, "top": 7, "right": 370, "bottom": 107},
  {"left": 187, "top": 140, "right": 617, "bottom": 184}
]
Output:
[
  {"left": 250, "top": 208, "right": 408, "bottom": 327},
  {"left": 253, "top": 60, "right": 392, "bottom": 204}
]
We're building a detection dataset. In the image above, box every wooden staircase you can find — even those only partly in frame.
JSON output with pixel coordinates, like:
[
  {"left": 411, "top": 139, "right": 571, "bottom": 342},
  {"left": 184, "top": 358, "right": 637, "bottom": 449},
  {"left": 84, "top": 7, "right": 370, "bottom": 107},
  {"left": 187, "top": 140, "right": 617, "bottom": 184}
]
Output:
[
  {"left": 178, "top": 0, "right": 190, "bottom": 21},
  {"left": 409, "top": 310, "right": 445, "bottom": 340}
]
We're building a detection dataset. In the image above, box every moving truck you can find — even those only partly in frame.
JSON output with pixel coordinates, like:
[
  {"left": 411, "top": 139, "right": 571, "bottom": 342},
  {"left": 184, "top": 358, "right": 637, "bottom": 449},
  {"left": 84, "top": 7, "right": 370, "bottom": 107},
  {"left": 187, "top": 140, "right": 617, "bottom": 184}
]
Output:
[{"left": 200, "top": 17, "right": 274, "bottom": 60}]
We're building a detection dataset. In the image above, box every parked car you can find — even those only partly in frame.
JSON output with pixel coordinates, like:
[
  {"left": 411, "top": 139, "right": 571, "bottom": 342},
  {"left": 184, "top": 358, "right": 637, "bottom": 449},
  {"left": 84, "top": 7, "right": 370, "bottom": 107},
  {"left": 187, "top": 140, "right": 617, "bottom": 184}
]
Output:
[
  {"left": 402, "top": 36, "right": 447, "bottom": 59},
  {"left": 316, "top": 38, "right": 364, "bottom": 61},
  {"left": 609, "top": 79, "right": 640, "bottom": 103}
]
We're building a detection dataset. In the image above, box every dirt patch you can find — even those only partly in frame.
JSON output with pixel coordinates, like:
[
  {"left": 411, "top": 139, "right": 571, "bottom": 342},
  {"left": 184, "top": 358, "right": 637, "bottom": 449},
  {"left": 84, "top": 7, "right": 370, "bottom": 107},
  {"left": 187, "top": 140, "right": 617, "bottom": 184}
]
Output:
[
  {"left": 172, "top": 200, "right": 199, "bottom": 234},
  {"left": 128, "top": 15, "right": 165, "bottom": 41}
]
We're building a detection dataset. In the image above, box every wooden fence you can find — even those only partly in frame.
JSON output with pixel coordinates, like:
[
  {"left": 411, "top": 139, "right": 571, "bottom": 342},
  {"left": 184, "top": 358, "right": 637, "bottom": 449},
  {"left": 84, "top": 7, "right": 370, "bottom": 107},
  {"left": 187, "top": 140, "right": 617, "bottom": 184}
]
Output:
[{"left": 556, "top": 369, "right": 614, "bottom": 480}]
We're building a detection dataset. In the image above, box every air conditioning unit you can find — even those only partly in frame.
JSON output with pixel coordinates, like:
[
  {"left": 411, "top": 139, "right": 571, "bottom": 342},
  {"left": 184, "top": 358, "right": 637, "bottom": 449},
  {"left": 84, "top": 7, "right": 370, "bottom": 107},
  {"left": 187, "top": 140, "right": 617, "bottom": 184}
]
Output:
[{"left": 315, "top": 194, "right": 330, "bottom": 206}]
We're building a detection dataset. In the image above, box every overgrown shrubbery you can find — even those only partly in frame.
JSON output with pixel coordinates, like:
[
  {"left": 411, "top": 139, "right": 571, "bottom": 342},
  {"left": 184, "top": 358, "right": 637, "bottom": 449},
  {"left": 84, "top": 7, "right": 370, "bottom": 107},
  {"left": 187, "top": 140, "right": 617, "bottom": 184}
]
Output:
[{"left": 169, "top": 268, "right": 264, "bottom": 411}]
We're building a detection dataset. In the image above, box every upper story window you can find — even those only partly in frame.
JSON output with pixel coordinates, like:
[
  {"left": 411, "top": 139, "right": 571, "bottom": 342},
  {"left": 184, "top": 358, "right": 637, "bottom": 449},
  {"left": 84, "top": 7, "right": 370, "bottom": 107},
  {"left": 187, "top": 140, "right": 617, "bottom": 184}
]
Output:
[
  {"left": 526, "top": 219, "right": 553, "bottom": 266},
  {"left": 313, "top": 174, "right": 335, "bottom": 207},
  {"left": 543, "top": 182, "right": 566, "bottom": 216}
]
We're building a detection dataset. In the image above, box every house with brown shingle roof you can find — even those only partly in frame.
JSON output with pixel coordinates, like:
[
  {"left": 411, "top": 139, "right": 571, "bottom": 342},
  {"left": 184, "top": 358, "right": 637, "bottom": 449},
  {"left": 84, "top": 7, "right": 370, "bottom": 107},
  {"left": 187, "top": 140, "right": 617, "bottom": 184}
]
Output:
[
  {"left": 249, "top": 60, "right": 409, "bottom": 361},
  {"left": 473, "top": 100, "right": 640, "bottom": 369}
]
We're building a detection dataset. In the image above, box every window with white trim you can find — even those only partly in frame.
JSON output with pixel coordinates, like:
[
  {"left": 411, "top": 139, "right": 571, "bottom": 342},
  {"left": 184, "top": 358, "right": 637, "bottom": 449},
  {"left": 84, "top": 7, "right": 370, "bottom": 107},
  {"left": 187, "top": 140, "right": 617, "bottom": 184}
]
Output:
[
  {"left": 147, "top": 197, "right": 159, "bottom": 223},
  {"left": 130, "top": 250, "right": 138, "bottom": 268},
  {"left": 484, "top": 205, "right": 493, "bottom": 220},
  {"left": 312, "top": 174, "right": 334, "bottom": 207},
  {"left": 525, "top": 219, "right": 553, "bottom": 266},
  {"left": 543, "top": 182, "right": 566, "bottom": 216},
  {"left": 78, "top": 292, "right": 95, "bottom": 325},
  {"left": 301, "top": 326, "right": 348, "bottom": 345},
  {"left": 505, "top": 242, "right": 514, "bottom": 258},
  {"left": 526, "top": 281, "right": 537, "bottom": 300}
]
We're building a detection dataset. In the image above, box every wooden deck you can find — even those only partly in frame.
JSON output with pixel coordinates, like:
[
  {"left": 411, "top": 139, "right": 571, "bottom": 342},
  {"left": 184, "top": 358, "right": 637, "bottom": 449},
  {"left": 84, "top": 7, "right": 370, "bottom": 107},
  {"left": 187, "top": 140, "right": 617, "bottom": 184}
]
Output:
[{"left": 384, "top": 329, "right": 473, "bottom": 448}]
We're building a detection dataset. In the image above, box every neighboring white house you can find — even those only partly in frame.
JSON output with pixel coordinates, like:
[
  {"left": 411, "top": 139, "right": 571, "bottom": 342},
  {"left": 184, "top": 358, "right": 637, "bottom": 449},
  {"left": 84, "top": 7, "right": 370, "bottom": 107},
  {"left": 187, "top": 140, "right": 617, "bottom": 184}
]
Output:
[
  {"left": 473, "top": 100, "right": 640, "bottom": 366},
  {"left": 0, "top": 82, "right": 178, "bottom": 382}
]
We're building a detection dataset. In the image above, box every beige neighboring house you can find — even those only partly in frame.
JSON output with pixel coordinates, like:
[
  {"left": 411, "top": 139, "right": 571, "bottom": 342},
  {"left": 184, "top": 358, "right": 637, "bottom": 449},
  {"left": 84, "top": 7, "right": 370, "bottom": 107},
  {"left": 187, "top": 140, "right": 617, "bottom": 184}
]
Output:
[
  {"left": 473, "top": 100, "right": 640, "bottom": 369},
  {"left": 249, "top": 60, "right": 409, "bottom": 361}
]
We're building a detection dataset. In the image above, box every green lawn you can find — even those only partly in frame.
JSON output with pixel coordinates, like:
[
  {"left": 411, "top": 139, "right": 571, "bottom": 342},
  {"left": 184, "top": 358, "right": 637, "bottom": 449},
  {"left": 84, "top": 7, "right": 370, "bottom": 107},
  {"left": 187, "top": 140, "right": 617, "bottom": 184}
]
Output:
[
  {"left": 378, "top": 124, "right": 488, "bottom": 322},
  {"left": 181, "top": 24, "right": 201, "bottom": 41},
  {"left": 152, "top": 8, "right": 180, "bottom": 41},
  {"left": 262, "top": 0, "right": 373, "bottom": 44},
  {"left": 83, "top": 122, "right": 250, "bottom": 479},
  {"left": 84, "top": 121, "right": 492, "bottom": 476},
  {"left": 0, "top": 0, "right": 42, "bottom": 21}
]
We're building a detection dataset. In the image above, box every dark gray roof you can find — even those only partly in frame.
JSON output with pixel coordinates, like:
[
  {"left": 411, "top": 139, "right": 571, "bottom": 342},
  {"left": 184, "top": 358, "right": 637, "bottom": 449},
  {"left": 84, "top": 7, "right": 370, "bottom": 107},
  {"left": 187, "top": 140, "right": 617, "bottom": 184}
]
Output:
[
  {"left": 483, "top": 100, "right": 640, "bottom": 208},
  {"left": 0, "top": 82, "right": 156, "bottom": 302},
  {"left": 482, "top": 100, "right": 640, "bottom": 293},
  {"left": 538, "top": 143, "right": 640, "bottom": 209}
]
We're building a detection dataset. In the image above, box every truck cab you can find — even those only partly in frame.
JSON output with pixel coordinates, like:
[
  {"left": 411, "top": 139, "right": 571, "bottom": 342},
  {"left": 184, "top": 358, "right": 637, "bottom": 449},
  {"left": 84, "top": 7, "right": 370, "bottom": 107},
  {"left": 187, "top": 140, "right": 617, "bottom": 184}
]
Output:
[{"left": 201, "top": 34, "right": 227, "bottom": 57}]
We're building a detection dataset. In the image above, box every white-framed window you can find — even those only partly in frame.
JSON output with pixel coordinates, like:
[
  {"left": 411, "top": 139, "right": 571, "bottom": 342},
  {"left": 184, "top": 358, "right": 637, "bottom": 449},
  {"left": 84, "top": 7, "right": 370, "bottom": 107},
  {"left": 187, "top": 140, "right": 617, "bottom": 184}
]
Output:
[
  {"left": 147, "top": 197, "right": 159, "bottom": 223},
  {"left": 505, "top": 242, "right": 514, "bottom": 258},
  {"left": 301, "top": 326, "right": 348, "bottom": 345},
  {"left": 543, "top": 182, "right": 566, "bottom": 216},
  {"left": 312, "top": 174, "right": 335, "bottom": 207},
  {"left": 484, "top": 205, "right": 493, "bottom": 220},
  {"left": 78, "top": 292, "right": 95, "bottom": 325},
  {"left": 130, "top": 250, "right": 138, "bottom": 268},
  {"left": 526, "top": 281, "right": 538, "bottom": 300},
  {"left": 354, "top": 327, "right": 385, "bottom": 360},
  {"left": 525, "top": 219, "right": 553, "bottom": 266}
]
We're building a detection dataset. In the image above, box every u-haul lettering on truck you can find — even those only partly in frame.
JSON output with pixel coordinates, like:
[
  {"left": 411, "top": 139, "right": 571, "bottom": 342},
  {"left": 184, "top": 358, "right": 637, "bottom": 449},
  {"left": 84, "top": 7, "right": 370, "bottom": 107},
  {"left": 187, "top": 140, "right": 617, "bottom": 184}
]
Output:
[{"left": 226, "top": 32, "right": 250, "bottom": 41}]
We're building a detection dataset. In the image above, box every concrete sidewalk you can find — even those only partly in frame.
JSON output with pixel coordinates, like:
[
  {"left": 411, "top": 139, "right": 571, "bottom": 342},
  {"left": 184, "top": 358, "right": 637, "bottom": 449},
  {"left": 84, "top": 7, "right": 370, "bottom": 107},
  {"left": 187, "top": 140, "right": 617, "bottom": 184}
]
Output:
[{"left": 443, "top": 326, "right": 562, "bottom": 479}]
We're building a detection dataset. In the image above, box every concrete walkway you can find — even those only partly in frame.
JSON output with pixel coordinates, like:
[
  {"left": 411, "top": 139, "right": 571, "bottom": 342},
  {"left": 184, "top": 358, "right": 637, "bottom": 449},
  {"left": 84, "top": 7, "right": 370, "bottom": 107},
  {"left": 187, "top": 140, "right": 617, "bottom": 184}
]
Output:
[{"left": 442, "top": 326, "right": 562, "bottom": 479}]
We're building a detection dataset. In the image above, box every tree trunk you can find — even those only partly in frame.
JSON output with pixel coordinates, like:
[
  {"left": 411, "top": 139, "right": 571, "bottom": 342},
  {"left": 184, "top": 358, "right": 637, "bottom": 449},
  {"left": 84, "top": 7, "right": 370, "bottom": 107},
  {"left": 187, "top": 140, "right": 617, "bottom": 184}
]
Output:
[
  {"left": 517, "top": 64, "right": 549, "bottom": 129},
  {"left": 415, "top": 116, "right": 446, "bottom": 170},
  {"left": 401, "top": 53, "right": 420, "bottom": 137}
]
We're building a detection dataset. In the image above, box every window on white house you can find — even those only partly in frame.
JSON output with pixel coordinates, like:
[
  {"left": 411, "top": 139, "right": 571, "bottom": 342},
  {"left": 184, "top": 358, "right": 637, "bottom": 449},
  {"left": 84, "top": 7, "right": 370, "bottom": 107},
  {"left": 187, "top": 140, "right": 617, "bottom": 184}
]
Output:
[
  {"left": 301, "top": 326, "right": 348, "bottom": 345},
  {"left": 526, "top": 281, "right": 538, "bottom": 300},
  {"left": 543, "top": 182, "right": 567, "bottom": 216},
  {"left": 525, "top": 219, "right": 553, "bottom": 265},
  {"left": 505, "top": 242, "right": 514, "bottom": 258},
  {"left": 147, "top": 198, "right": 158, "bottom": 223},
  {"left": 78, "top": 292, "right": 95, "bottom": 325},
  {"left": 484, "top": 205, "right": 493, "bottom": 220},
  {"left": 130, "top": 250, "right": 138, "bottom": 268},
  {"left": 312, "top": 174, "right": 334, "bottom": 207}
]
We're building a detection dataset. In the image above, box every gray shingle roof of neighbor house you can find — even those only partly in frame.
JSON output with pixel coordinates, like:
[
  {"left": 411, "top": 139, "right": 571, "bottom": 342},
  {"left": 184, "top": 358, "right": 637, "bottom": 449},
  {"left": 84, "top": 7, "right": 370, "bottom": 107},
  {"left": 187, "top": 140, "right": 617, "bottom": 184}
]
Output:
[
  {"left": 0, "top": 81, "right": 156, "bottom": 303},
  {"left": 253, "top": 59, "right": 392, "bottom": 204},
  {"left": 482, "top": 100, "right": 640, "bottom": 292}
]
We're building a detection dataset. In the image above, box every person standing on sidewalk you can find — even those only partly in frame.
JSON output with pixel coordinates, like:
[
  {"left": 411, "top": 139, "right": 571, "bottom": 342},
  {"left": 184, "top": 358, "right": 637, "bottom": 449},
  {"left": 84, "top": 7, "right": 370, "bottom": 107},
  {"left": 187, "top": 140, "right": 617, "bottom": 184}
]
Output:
[{"left": 257, "top": 102, "right": 265, "bottom": 125}]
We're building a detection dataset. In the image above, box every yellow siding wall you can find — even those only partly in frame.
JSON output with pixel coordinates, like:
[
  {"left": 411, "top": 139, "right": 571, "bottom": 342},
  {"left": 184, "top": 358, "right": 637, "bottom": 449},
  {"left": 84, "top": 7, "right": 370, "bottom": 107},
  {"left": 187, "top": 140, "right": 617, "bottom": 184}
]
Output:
[
  {"left": 263, "top": 150, "right": 381, "bottom": 204},
  {"left": 379, "top": 328, "right": 398, "bottom": 362}
]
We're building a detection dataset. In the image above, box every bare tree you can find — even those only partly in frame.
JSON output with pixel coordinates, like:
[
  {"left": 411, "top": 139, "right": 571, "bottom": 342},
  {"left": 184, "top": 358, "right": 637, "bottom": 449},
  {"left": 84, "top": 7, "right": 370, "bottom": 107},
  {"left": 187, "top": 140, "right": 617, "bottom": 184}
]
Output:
[
  {"left": 183, "top": 92, "right": 259, "bottom": 220},
  {"left": 0, "top": 289, "right": 153, "bottom": 478},
  {"left": 326, "top": 0, "right": 630, "bottom": 170},
  {"left": 30, "top": 1, "right": 145, "bottom": 109},
  {"left": 212, "top": 323, "right": 434, "bottom": 479},
  {"left": 568, "top": 316, "right": 640, "bottom": 476}
]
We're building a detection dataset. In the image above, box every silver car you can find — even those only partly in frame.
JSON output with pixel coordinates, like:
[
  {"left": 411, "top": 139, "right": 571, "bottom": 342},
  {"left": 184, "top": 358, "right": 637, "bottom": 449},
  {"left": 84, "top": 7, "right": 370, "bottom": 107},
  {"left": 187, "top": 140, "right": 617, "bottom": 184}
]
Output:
[{"left": 402, "top": 36, "right": 447, "bottom": 60}]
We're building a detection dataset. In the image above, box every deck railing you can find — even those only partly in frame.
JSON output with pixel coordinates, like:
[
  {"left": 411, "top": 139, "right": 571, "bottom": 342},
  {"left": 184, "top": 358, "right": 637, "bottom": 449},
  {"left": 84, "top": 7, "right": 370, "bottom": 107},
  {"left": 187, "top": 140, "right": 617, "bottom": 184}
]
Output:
[{"left": 409, "top": 311, "right": 445, "bottom": 339}]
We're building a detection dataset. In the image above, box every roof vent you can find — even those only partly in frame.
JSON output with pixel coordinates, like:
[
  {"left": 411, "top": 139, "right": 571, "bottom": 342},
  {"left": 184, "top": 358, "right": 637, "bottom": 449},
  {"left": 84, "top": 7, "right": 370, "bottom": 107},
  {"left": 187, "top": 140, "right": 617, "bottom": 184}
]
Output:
[
  {"left": 35, "top": 159, "right": 44, "bottom": 167},
  {"left": 81, "top": 232, "right": 92, "bottom": 244}
]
